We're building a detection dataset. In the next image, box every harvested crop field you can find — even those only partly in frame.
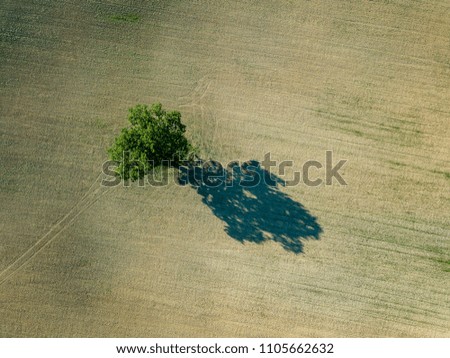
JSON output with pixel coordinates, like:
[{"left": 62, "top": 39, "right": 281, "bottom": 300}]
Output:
[{"left": 1, "top": 0, "right": 449, "bottom": 337}]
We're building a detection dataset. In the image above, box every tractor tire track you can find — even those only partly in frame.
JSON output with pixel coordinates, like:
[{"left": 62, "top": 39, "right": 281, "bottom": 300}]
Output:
[{"left": 0, "top": 174, "right": 109, "bottom": 286}]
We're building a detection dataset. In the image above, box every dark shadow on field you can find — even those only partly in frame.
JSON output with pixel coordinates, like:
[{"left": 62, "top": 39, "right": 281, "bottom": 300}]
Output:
[{"left": 178, "top": 159, "right": 322, "bottom": 254}]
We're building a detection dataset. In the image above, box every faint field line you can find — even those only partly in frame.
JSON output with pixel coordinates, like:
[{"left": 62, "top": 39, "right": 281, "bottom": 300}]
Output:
[
  {"left": 0, "top": 173, "right": 109, "bottom": 286},
  {"left": 178, "top": 74, "right": 221, "bottom": 156}
]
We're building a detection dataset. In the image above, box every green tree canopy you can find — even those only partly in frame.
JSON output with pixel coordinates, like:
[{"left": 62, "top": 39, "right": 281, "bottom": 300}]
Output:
[{"left": 108, "top": 103, "right": 192, "bottom": 180}]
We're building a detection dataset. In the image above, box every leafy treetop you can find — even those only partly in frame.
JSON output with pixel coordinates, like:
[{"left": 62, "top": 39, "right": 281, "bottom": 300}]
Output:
[{"left": 108, "top": 103, "right": 192, "bottom": 181}]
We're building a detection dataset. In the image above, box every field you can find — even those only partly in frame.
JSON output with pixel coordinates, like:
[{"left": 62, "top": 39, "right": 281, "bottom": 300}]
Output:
[{"left": 1, "top": 0, "right": 449, "bottom": 337}]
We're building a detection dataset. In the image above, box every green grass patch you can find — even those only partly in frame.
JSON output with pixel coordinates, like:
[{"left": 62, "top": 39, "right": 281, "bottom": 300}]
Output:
[
  {"left": 433, "top": 258, "right": 450, "bottom": 265},
  {"left": 109, "top": 14, "right": 139, "bottom": 23},
  {"left": 431, "top": 169, "right": 450, "bottom": 180},
  {"left": 340, "top": 127, "right": 363, "bottom": 137},
  {"left": 89, "top": 117, "right": 108, "bottom": 130},
  {"left": 388, "top": 160, "right": 407, "bottom": 167},
  {"left": 431, "top": 257, "right": 450, "bottom": 272}
]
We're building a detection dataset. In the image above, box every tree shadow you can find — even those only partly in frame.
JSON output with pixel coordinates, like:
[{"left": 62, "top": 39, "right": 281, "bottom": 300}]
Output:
[{"left": 178, "top": 159, "right": 322, "bottom": 254}]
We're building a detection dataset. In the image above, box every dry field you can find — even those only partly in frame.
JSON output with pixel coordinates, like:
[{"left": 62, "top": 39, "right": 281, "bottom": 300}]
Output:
[{"left": 1, "top": 0, "right": 449, "bottom": 337}]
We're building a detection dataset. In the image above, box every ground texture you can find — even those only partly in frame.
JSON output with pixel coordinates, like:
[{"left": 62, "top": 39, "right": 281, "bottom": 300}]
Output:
[{"left": 1, "top": 0, "right": 449, "bottom": 337}]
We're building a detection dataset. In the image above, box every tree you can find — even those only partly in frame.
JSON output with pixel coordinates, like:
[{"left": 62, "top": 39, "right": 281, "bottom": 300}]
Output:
[{"left": 108, "top": 103, "right": 192, "bottom": 180}]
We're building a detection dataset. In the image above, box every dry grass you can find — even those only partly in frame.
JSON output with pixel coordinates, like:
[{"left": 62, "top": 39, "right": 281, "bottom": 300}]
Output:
[{"left": 0, "top": 0, "right": 449, "bottom": 337}]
